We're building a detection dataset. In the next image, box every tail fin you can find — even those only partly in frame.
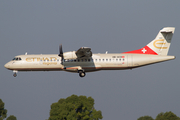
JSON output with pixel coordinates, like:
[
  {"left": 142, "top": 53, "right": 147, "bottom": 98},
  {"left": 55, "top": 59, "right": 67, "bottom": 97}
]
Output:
[{"left": 123, "top": 27, "right": 175, "bottom": 55}]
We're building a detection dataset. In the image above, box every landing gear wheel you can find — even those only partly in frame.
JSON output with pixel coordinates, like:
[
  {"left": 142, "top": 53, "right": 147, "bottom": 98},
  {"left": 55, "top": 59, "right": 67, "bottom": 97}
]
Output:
[
  {"left": 79, "top": 71, "right": 86, "bottom": 77},
  {"left": 13, "top": 73, "right": 17, "bottom": 77}
]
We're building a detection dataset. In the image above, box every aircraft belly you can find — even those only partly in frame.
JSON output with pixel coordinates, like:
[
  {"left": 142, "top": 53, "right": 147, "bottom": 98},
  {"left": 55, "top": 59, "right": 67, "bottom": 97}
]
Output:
[{"left": 64, "top": 62, "right": 101, "bottom": 72}]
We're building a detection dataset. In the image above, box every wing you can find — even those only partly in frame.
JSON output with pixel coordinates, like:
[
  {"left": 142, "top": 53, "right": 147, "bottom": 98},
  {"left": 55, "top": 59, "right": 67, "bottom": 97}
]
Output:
[{"left": 75, "top": 47, "right": 92, "bottom": 58}]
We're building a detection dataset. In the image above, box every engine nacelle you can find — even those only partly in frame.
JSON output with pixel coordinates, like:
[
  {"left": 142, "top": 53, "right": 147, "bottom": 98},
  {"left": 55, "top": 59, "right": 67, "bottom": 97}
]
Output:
[{"left": 63, "top": 51, "right": 77, "bottom": 59}]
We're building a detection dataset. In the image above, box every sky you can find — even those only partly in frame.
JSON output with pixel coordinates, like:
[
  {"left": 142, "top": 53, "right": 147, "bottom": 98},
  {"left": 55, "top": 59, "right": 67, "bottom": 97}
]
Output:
[{"left": 1, "top": 1, "right": 180, "bottom": 120}]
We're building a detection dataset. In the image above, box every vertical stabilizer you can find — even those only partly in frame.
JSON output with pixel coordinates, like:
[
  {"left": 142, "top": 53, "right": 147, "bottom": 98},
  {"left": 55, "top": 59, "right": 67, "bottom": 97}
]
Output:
[
  {"left": 147, "top": 27, "right": 175, "bottom": 55},
  {"left": 123, "top": 27, "right": 175, "bottom": 55}
]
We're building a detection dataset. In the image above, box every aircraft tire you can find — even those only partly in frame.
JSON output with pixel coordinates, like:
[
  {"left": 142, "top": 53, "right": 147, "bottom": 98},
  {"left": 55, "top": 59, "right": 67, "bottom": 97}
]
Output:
[
  {"left": 79, "top": 71, "right": 86, "bottom": 77},
  {"left": 13, "top": 73, "right": 17, "bottom": 77}
]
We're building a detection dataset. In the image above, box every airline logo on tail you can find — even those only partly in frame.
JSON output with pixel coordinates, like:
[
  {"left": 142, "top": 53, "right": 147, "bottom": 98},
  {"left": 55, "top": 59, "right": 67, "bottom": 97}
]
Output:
[{"left": 153, "top": 39, "right": 167, "bottom": 49}]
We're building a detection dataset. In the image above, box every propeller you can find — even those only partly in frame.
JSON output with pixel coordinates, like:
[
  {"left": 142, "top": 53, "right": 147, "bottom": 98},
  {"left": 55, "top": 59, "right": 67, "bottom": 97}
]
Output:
[{"left": 58, "top": 44, "right": 64, "bottom": 64}]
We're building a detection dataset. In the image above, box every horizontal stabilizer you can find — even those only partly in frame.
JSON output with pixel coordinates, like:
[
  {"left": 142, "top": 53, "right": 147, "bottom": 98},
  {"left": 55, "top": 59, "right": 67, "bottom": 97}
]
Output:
[{"left": 160, "top": 27, "right": 175, "bottom": 33}]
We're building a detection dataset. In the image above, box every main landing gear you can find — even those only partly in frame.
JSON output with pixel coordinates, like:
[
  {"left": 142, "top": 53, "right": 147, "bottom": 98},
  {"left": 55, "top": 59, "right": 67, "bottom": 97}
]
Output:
[{"left": 78, "top": 70, "right": 86, "bottom": 77}]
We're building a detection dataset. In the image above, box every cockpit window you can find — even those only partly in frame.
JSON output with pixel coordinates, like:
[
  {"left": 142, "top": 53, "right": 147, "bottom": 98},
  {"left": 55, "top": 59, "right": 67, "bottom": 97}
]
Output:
[{"left": 12, "top": 57, "right": 22, "bottom": 61}]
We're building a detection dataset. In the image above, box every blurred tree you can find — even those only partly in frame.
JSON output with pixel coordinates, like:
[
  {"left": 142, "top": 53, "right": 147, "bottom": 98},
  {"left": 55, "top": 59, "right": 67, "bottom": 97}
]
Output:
[
  {"left": 49, "top": 94, "right": 103, "bottom": 120},
  {"left": 137, "top": 115, "right": 154, "bottom": 120},
  {"left": 0, "top": 99, "right": 7, "bottom": 120},
  {"left": 6, "top": 115, "right": 17, "bottom": 120},
  {"left": 155, "top": 111, "right": 180, "bottom": 120}
]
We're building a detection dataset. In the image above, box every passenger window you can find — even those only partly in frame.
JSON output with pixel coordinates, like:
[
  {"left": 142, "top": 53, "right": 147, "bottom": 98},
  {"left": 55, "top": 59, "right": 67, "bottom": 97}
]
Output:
[
  {"left": 106, "top": 59, "right": 108, "bottom": 61},
  {"left": 88, "top": 59, "right": 90, "bottom": 62},
  {"left": 102, "top": 59, "right": 104, "bottom": 61},
  {"left": 81, "top": 59, "right": 83, "bottom": 62},
  {"left": 78, "top": 59, "right": 80, "bottom": 62},
  {"left": 74, "top": 59, "right": 76, "bottom": 62},
  {"left": 99, "top": 59, "right": 101, "bottom": 62},
  {"left": 85, "top": 59, "right": 87, "bottom": 62}
]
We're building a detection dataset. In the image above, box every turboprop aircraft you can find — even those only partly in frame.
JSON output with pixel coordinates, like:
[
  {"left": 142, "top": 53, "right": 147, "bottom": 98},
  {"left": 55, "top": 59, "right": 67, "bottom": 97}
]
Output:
[{"left": 4, "top": 27, "right": 175, "bottom": 77}]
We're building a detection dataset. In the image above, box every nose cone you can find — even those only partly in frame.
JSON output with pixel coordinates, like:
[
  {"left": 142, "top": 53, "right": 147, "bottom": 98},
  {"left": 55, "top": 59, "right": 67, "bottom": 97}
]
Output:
[{"left": 4, "top": 63, "right": 9, "bottom": 69}]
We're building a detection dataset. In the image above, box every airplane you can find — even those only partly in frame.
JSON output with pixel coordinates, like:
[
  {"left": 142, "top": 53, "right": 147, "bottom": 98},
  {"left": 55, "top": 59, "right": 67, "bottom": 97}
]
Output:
[{"left": 4, "top": 27, "right": 175, "bottom": 78}]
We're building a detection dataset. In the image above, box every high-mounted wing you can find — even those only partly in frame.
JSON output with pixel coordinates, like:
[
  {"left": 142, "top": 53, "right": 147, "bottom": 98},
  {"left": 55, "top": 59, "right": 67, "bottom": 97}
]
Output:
[{"left": 75, "top": 47, "right": 92, "bottom": 58}]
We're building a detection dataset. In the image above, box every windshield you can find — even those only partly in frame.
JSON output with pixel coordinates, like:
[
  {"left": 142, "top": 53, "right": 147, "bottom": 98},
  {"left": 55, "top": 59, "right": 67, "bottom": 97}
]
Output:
[{"left": 12, "top": 57, "right": 22, "bottom": 61}]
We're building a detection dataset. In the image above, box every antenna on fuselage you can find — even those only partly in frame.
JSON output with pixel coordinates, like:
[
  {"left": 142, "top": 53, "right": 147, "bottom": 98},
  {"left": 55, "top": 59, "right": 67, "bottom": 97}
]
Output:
[{"left": 25, "top": 52, "right": 27, "bottom": 55}]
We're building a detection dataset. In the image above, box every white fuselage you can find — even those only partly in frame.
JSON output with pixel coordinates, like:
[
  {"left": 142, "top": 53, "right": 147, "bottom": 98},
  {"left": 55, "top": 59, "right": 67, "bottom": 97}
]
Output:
[
  {"left": 4, "top": 27, "right": 176, "bottom": 77},
  {"left": 4, "top": 53, "right": 175, "bottom": 73}
]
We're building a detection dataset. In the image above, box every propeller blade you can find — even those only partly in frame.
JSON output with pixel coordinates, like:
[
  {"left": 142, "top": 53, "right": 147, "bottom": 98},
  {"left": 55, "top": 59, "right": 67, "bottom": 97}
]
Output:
[
  {"left": 58, "top": 44, "right": 64, "bottom": 64},
  {"left": 59, "top": 44, "right": 63, "bottom": 57}
]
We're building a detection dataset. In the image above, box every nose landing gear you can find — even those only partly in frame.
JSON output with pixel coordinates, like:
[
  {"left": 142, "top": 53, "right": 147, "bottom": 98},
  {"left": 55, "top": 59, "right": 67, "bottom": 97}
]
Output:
[
  {"left": 13, "top": 73, "right": 17, "bottom": 77},
  {"left": 13, "top": 70, "right": 18, "bottom": 77}
]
